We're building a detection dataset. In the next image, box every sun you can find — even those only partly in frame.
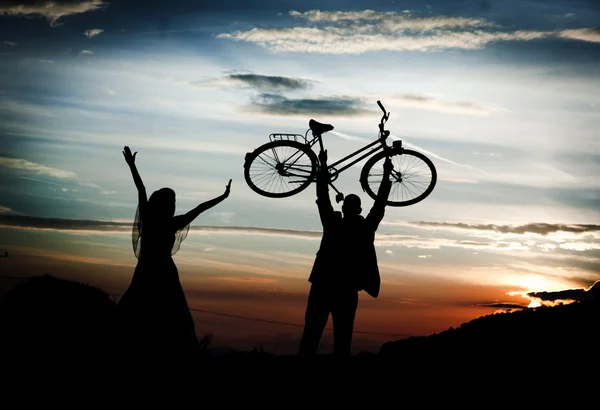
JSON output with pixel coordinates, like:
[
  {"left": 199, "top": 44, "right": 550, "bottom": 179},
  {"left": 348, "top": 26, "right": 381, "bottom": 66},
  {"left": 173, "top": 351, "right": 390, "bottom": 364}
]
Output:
[{"left": 504, "top": 274, "right": 575, "bottom": 308}]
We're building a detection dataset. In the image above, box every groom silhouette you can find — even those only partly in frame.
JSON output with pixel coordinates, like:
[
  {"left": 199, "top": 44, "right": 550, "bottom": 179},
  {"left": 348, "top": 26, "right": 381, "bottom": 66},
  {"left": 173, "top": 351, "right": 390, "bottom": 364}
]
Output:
[{"left": 298, "top": 148, "right": 393, "bottom": 359}]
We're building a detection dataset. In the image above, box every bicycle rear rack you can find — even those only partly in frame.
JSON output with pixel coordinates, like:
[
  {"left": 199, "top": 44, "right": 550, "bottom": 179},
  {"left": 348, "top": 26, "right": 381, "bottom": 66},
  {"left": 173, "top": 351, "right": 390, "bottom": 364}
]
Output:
[{"left": 269, "top": 133, "right": 308, "bottom": 144}]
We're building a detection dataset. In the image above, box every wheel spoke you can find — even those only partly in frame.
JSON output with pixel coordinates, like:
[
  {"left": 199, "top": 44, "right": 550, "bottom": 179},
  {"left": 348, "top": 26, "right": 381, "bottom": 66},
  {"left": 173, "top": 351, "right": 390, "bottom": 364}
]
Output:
[
  {"left": 362, "top": 150, "right": 436, "bottom": 206},
  {"left": 245, "top": 141, "right": 317, "bottom": 198}
]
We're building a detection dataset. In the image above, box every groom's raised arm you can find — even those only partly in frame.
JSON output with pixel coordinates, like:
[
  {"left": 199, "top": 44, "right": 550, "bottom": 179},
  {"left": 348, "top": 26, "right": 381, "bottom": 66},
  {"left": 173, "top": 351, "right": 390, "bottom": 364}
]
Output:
[{"left": 315, "top": 150, "right": 334, "bottom": 228}]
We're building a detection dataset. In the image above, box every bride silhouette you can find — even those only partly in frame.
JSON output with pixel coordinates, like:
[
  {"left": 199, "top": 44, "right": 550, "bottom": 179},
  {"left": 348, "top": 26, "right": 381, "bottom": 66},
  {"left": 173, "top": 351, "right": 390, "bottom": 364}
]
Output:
[{"left": 117, "top": 146, "right": 231, "bottom": 366}]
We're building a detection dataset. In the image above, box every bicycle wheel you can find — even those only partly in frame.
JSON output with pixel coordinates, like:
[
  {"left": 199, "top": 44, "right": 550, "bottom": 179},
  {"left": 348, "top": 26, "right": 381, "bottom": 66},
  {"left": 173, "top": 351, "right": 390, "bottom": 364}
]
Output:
[
  {"left": 360, "top": 149, "right": 437, "bottom": 206},
  {"left": 244, "top": 140, "right": 318, "bottom": 198}
]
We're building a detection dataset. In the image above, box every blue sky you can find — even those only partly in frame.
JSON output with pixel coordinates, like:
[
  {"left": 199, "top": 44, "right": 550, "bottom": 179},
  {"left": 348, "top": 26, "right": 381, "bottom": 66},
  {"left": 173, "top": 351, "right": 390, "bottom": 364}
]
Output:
[{"left": 0, "top": 0, "right": 599, "bottom": 353}]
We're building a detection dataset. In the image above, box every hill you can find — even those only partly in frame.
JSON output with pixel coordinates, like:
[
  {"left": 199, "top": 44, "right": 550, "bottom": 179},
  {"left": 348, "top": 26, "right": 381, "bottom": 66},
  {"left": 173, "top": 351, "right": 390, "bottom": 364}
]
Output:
[
  {"left": 377, "top": 298, "right": 600, "bottom": 370},
  {"left": 0, "top": 274, "right": 118, "bottom": 370}
]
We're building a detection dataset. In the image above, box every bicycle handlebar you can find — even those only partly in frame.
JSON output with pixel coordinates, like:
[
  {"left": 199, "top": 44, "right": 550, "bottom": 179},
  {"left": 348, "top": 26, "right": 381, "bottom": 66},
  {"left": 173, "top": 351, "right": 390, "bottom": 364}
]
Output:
[
  {"left": 377, "top": 101, "right": 391, "bottom": 149},
  {"left": 377, "top": 100, "right": 389, "bottom": 123}
]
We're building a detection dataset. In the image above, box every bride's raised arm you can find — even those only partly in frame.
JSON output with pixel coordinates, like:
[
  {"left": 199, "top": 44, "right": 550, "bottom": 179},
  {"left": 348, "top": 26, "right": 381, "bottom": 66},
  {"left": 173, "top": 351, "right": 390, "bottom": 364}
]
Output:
[
  {"left": 172, "top": 179, "right": 231, "bottom": 232},
  {"left": 123, "top": 146, "right": 147, "bottom": 207}
]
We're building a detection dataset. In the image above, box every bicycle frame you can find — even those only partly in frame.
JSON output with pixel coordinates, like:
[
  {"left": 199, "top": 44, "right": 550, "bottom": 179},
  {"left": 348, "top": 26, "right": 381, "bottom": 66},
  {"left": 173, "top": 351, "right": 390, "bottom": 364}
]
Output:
[
  {"left": 267, "top": 132, "right": 387, "bottom": 175},
  {"left": 311, "top": 100, "right": 393, "bottom": 180},
  {"left": 264, "top": 101, "right": 396, "bottom": 199},
  {"left": 317, "top": 133, "right": 387, "bottom": 180}
]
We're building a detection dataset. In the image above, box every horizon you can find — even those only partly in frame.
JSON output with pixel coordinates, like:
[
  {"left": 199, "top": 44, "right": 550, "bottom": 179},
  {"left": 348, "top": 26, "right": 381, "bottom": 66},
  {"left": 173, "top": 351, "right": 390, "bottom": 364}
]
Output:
[{"left": 1, "top": 0, "right": 599, "bottom": 354}]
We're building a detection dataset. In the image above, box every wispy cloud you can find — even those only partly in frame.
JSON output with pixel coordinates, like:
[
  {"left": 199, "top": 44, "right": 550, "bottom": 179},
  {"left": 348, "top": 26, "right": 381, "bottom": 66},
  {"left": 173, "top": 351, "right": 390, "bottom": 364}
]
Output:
[
  {"left": 476, "top": 302, "right": 528, "bottom": 310},
  {"left": 84, "top": 28, "right": 104, "bottom": 39},
  {"left": 218, "top": 9, "right": 600, "bottom": 54},
  {"left": 330, "top": 129, "right": 482, "bottom": 175},
  {"left": 3, "top": 40, "right": 17, "bottom": 46},
  {"left": 219, "top": 276, "right": 279, "bottom": 284},
  {"left": 0, "top": 206, "right": 15, "bottom": 214},
  {"left": 246, "top": 93, "right": 371, "bottom": 116},
  {"left": 394, "top": 136, "right": 485, "bottom": 173},
  {"left": 410, "top": 221, "right": 600, "bottom": 236},
  {"left": 0, "top": 157, "right": 76, "bottom": 179},
  {"left": 0, "top": 0, "right": 108, "bottom": 27},
  {"left": 288, "top": 10, "right": 492, "bottom": 29},
  {"left": 209, "top": 212, "right": 235, "bottom": 224},
  {"left": 20, "top": 58, "right": 54, "bottom": 65},
  {"left": 380, "top": 220, "right": 600, "bottom": 260},
  {"left": 0, "top": 99, "right": 56, "bottom": 117},
  {"left": 389, "top": 94, "right": 507, "bottom": 117},
  {"left": 3, "top": 215, "right": 599, "bottom": 261},
  {"left": 191, "top": 73, "right": 315, "bottom": 91},
  {"left": 0, "top": 215, "right": 323, "bottom": 239},
  {"left": 0, "top": 215, "right": 555, "bottom": 254},
  {"left": 560, "top": 28, "right": 600, "bottom": 43},
  {"left": 79, "top": 49, "right": 94, "bottom": 55}
]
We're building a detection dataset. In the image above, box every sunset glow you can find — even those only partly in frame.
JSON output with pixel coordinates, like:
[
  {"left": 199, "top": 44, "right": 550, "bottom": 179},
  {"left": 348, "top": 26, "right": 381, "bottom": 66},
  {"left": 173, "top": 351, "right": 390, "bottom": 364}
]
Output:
[{"left": 1, "top": 0, "right": 599, "bottom": 354}]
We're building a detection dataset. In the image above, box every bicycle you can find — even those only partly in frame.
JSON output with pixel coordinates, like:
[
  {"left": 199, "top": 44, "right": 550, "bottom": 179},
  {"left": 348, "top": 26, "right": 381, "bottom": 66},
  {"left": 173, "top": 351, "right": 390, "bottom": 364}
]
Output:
[{"left": 243, "top": 100, "right": 437, "bottom": 206}]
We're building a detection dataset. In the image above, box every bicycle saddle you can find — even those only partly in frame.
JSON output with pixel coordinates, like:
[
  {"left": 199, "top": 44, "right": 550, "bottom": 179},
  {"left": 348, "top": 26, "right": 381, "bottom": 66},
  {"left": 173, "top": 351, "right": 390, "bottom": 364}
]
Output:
[{"left": 309, "top": 119, "right": 334, "bottom": 135}]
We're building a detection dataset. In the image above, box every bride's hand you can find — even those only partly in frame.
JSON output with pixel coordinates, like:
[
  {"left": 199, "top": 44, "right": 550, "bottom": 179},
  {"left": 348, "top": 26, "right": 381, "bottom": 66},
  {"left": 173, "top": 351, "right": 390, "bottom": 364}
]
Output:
[
  {"left": 223, "top": 179, "right": 232, "bottom": 198},
  {"left": 123, "top": 146, "right": 137, "bottom": 166}
]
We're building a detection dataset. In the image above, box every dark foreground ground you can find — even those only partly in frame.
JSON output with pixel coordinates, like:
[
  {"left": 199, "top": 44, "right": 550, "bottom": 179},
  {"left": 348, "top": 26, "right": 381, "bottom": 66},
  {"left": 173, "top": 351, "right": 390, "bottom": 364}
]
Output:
[{"left": 1, "top": 275, "right": 598, "bottom": 377}]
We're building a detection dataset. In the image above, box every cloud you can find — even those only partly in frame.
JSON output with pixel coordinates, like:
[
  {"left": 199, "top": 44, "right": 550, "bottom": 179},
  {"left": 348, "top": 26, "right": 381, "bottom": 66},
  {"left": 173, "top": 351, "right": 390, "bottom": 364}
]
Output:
[
  {"left": 83, "top": 28, "right": 103, "bottom": 38},
  {"left": 560, "top": 28, "right": 600, "bottom": 43},
  {"left": 218, "top": 9, "right": 556, "bottom": 54},
  {"left": 0, "top": 214, "right": 324, "bottom": 239},
  {"left": 472, "top": 151, "right": 501, "bottom": 157},
  {"left": 389, "top": 94, "right": 507, "bottom": 116},
  {"left": 191, "top": 73, "right": 314, "bottom": 91},
  {"left": 0, "top": 1, "right": 107, "bottom": 27},
  {"left": 79, "top": 49, "right": 94, "bottom": 55},
  {"left": 288, "top": 9, "right": 492, "bottom": 29},
  {"left": 219, "top": 276, "right": 279, "bottom": 284},
  {"left": 477, "top": 302, "right": 528, "bottom": 309},
  {"left": 410, "top": 221, "right": 600, "bottom": 236},
  {"left": 0, "top": 99, "right": 55, "bottom": 117},
  {"left": 2, "top": 215, "right": 597, "bottom": 258},
  {"left": 218, "top": 9, "right": 600, "bottom": 54},
  {"left": 246, "top": 93, "right": 371, "bottom": 116},
  {"left": 558, "top": 242, "right": 600, "bottom": 252},
  {"left": 438, "top": 176, "right": 479, "bottom": 184},
  {"left": 20, "top": 58, "right": 54, "bottom": 65},
  {"left": 527, "top": 281, "right": 599, "bottom": 303},
  {"left": 0, "top": 156, "right": 77, "bottom": 179},
  {"left": 0, "top": 214, "right": 131, "bottom": 232},
  {"left": 210, "top": 212, "right": 235, "bottom": 224},
  {"left": 101, "top": 190, "right": 116, "bottom": 195},
  {"left": 4, "top": 40, "right": 17, "bottom": 46},
  {"left": 0, "top": 206, "right": 15, "bottom": 214}
]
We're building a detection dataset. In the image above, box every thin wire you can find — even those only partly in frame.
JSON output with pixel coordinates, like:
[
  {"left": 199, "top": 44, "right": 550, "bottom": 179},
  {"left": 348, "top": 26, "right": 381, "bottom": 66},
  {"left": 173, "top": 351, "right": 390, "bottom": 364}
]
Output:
[
  {"left": 189, "top": 307, "right": 415, "bottom": 338},
  {"left": 0, "top": 273, "right": 416, "bottom": 338}
]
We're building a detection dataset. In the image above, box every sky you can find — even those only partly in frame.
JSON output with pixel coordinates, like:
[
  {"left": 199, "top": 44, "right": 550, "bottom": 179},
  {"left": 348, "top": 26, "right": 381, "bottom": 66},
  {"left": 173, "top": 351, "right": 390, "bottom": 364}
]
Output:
[{"left": 0, "top": 0, "right": 599, "bottom": 354}]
